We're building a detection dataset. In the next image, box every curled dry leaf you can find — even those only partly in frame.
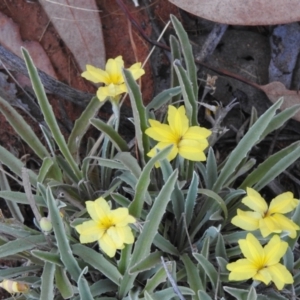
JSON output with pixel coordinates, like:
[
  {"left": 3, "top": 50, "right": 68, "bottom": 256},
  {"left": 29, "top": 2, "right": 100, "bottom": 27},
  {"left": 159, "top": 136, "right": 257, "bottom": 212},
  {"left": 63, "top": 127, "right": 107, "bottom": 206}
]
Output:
[
  {"left": 168, "top": 0, "right": 300, "bottom": 25},
  {"left": 0, "top": 11, "right": 57, "bottom": 78},
  {"left": 40, "top": 0, "right": 106, "bottom": 71},
  {"left": 260, "top": 82, "right": 300, "bottom": 122}
]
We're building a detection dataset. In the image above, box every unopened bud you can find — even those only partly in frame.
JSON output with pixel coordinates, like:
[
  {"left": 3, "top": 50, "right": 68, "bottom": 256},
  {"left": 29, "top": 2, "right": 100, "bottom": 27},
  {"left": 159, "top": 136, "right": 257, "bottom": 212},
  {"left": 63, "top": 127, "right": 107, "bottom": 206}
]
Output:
[
  {"left": 39, "top": 217, "right": 53, "bottom": 233},
  {"left": 0, "top": 280, "right": 29, "bottom": 293}
]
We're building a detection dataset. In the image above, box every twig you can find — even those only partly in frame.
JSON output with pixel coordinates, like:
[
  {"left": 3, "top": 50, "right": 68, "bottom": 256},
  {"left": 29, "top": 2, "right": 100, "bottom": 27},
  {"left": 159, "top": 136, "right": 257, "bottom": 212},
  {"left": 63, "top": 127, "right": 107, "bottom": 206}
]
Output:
[{"left": 0, "top": 45, "right": 94, "bottom": 106}]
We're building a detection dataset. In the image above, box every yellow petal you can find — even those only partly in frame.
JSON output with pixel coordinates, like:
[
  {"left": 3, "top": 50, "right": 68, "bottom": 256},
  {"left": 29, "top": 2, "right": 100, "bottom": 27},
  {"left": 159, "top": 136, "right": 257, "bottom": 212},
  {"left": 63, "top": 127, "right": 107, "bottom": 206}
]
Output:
[
  {"left": 259, "top": 216, "right": 281, "bottom": 237},
  {"left": 115, "top": 226, "right": 135, "bottom": 244},
  {"left": 106, "top": 227, "right": 125, "bottom": 248},
  {"left": 82, "top": 65, "right": 110, "bottom": 84},
  {"left": 167, "top": 106, "right": 189, "bottom": 137},
  {"left": 145, "top": 120, "right": 176, "bottom": 143},
  {"left": 227, "top": 259, "right": 257, "bottom": 281},
  {"left": 98, "top": 233, "right": 119, "bottom": 257},
  {"left": 239, "top": 233, "right": 263, "bottom": 263},
  {"left": 267, "top": 263, "right": 294, "bottom": 290},
  {"left": 264, "top": 235, "right": 288, "bottom": 266},
  {"left": 183, "top": 126, "right": 212, "bottom": 140},
  {"left": 253, "top": 268, "right": 272, "bottom": 285},
  {"left": 110, "top": 207, "right": 135, "bottom": 225},
  {"left": 86, "top": 198, "right": 110, "bottom": 221},
  {"left": 242, "top": 188, "right": 268, "bottom": 214},
  {"left": 268, "top": 192, "right": 299, "bottom": 215},
  {"left": 128, "top": 62, "right": 145, "bottom": 80},
  {"left": 231, "top": 209, "right": 260, "bottom": 231},
  {"left": 178, "top": 139, "right": 208, "bottom": 161},
  {"left": 76, "top": 220, "right": 104, "bottom": 243},
  {"left": 106, "top": 56, "right": 124, "bottom": 84},
  {"left": 271, "top": 213, "right": 299, "bottom": 238}
]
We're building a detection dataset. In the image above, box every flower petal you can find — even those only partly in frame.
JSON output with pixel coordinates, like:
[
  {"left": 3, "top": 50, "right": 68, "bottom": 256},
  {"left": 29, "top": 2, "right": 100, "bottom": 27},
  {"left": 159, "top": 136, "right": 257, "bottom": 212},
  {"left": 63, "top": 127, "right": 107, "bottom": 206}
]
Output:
[
  {"left": 183, "top": 126, "right": 212, "bottom": 140},
  {"left": 271, "top": 213, "right": 299, "bottom": 238},
  {"left": 264, "top": 235, "right": 287, "bottom": 266},
  {"left": 242, "top": 188, "right": 268, "bottom": 214},
  {"left": 105, "top": 56, "right": 124, "bottom": 84},
  {"left": 227, "top": 259, "right": 257, "bottom": 281},
  {"left": 76, "top": 220, "right": 104, "bottom": 243},
  {"left": 128, "top": 62, "right": 145, "bottom": 80},
  {"left": 239, "top": 233, "right": 263, "bottom": 263},
  {"left": 110, "top": 207, "right": 136, "bottom": 225},
  {"left": 98, "top": 233, "right": 119, "bottom": 257},
  {"left": 267, "top": 263, "right": 294, "bottom": 290},
  {"left": 231, "top": 209, "right": 260, "bottom": 231},
  {"left": 259, "top": 216, "right": 282, "bottom": 237},
  {"left": 167, "top": 106, "right": 189, "bottom": 137},
  {"left": 145, "top": 120, "right": 176, "bottom": 143},
  {"left": 86, "top": 198, "right": 110, "bottom": 221},
  {"left": 268, "top": 192, "right": 299, "bottom": 215},
  {"left": 82, "top": 65, "right": 110, "bottom": 84},
  {"left": 178, "top": 139, "right": 208, "bottom": 161},
  {"left": 106, "top": 227, "right": 125, "bottom": 248},
  {"left": 253, "top": 268, "right": 272, "bottom": 285}
]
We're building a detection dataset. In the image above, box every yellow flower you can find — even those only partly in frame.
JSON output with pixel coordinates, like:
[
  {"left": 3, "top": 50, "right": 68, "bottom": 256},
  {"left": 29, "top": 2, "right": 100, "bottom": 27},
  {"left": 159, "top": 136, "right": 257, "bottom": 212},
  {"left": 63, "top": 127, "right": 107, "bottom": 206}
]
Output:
[
  {"left": 81, "top": 56, "right": 145, "bottom": 102},
  {"left": 145, "top": 105, "right": 211, "bottom": 164},
  {"left": 75, "top": 197, "right": 136, "bottom": 257},
  {"left": 227, "top": 233, "right": 293, "bottom": 290},
  {"left": 0, "top": 280, "right": 29, "bottom": 294},
  {"left": 232, "top": 187, "right": 300, "bottom": 238}
]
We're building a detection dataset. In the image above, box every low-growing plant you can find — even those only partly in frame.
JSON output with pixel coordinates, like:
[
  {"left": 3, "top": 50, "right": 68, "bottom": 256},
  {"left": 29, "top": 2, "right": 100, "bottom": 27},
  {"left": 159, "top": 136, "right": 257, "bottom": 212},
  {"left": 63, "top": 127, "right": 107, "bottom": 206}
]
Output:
[{"left": 0, "top": 15, "right": 300, "bottom": 300}]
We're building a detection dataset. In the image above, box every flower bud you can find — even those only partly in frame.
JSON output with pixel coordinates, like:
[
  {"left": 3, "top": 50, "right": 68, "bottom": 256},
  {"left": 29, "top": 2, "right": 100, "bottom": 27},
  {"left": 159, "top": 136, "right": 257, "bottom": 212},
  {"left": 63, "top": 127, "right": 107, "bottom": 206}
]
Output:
[
  {"left": 0, "top": 280, "right": 29, "bottom": 293},
  {"left": 39, "top": 217, "right": 53, "bottom": 233}
]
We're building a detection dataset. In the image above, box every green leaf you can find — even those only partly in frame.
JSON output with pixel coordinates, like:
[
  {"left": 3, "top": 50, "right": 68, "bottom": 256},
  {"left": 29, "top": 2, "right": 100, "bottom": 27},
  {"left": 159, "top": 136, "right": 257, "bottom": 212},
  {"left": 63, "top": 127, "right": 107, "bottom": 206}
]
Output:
[
  {"left": 254, "top": 142, "right": 300, "bottom": 191},
  {"left": 260, "top": 103, "right": 300, "bottom": 140},
  {"left": 114, "top": 152, "right": 141, "bottom": 179},
  {"left": 0, "top": 266, "right": 41, "bottom": 279},
  {"left": 240, "top": 141, "right": 300, "bottom": 190},
  {"left": 31, "top": 250, "right": 63, "bottom": 266},
  {"left": 173, "top": 60, "right": 197, "bottom": 125},
  {"left": 90, "top": 118, "right": 129, "bottom": 152},
  {"left": 77, "top": 267, "right": 94, "bottom": 300},
  {"left": 46, "top": 187, "right": 82, "bottom": 281},
  {"left": 0, "top": 191, "right": 45, "bottom": 206},
  {"left": 40, "top": 261, "right": 55, "bottom": 300},
  {"left": 153, "top": 233, "right": 180, "bottom": 256},
  {"left": 185, "top": 171, "right": 198, "bottom": 227},
  {"left": 181, "top": 253, "right": 202, "bottom": 299},
  {"left": 55, "top": 265, "right": 74, "bottom": 299},
  {"left": 146, "top": 87, "right": 181, "bottom": 111},
  {"left": 0, "top": 145, "right": 37, "bottom": 186},
  {"left": 171, "top": 15, "right": 198, "bottom": 100},
  {"left": 68, "top": 96, "right": 105, "bottom": 161},
  {"left": 143, "top": 264, "right": 169, "bottom": 294},
  {"left": 213, "top": 98, "right": 283, "bottom": 193},
  {"left": 129, "top": 251, "right": 163, "bottom": 274},
  {"left": 0, "top": 96, "right": 49, "bottom": 159},
  {"left": 72, "top": 244, "right": 122, "bottom": 285},
  {"left": 22, "top": 47, "right": 82, "bottom": 181},
  {"left": 0, "top": 164, "right": 23, "bottom": 222},
  {"left": 37, "top": 157, "right": 53, "bottom": 183},
  {"left": 206, "top": 148, "right": 218, "bottom": 189},
  {"left": 247, "top": 287, "right": 257, "bottom": 300},
  {"left": 123, "top": 68, "right": 150, "bottom": 163},
  {"left": 197, "top": 291, "right": 212, "bottom": 300},
  {"left": 193, "top": 253, "right": 218, "bottom": 292},
  {"left": 119, "top": 169, "right": 178, "bottom": 298},
  {"left": 0, "top": 234, "right": 45, "bottom": 258},
  {"left": 169, "top": 35, "right": 181, "bottom": 103},
  {"left": 129, "top": 146, "right": 172, "bottom": 218}
]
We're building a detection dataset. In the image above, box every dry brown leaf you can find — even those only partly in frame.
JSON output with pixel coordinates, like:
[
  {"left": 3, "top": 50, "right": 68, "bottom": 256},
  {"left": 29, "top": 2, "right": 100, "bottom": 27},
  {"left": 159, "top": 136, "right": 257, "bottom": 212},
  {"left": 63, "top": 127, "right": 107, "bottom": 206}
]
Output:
[
  {"left": 168, "top": 0, "right": 300, "bottom": 25},
  {"left": 40, "top": 0, "right": 106, "bottom": 71},
  {"left": 260, "top": 81, "right": 300, "bottom": 121},
  {"left": 0, "top": 11, "right": 57, "bottom": 78}
]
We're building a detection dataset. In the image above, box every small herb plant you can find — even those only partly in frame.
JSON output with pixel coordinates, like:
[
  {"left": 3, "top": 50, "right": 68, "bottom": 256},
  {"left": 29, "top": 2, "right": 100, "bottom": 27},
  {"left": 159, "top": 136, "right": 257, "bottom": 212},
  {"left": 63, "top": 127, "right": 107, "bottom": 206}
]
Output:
[{"left": 0, "top": 15, "right": 300, "bottom": 300}]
